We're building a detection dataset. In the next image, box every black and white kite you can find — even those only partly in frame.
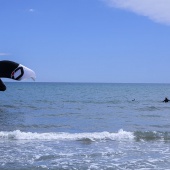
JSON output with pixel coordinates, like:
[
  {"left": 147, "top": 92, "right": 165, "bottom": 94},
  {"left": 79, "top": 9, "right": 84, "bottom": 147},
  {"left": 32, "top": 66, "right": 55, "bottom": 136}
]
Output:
[{"left": 0, "top": 60, "right": 36, "bottom": 91}]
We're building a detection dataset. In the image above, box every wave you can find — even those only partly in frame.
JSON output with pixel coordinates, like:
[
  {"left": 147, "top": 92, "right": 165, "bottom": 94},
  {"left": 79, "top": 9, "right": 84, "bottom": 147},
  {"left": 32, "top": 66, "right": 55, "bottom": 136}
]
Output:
[
  {"left": 0, "top": 129, "right": 134, "bottom": 141},
  {"left": 134, "top": 131, "right": 170, "bottom": 141},
  {"left": 0, "top": 129, "right": 170, "bottom": 142}
]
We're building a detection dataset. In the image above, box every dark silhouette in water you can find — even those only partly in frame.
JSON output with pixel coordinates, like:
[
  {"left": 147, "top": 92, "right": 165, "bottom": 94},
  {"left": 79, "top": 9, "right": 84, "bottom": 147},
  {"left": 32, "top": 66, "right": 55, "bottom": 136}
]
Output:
[
  {"left": 132, "top": 99, "right": 135, "bottom": 101},
  {"left": 162, "top": 97, "right": 170, "bottom": 103},
  {"left": 0, "top": 79, "right": 6, "bottom": 91}
]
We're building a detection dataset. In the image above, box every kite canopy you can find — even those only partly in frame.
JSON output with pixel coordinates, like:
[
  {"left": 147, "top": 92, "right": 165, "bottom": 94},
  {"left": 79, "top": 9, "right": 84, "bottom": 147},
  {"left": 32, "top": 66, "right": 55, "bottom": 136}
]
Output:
[{"left": 0, "top": 60, "right": 36, "bottom": 81}]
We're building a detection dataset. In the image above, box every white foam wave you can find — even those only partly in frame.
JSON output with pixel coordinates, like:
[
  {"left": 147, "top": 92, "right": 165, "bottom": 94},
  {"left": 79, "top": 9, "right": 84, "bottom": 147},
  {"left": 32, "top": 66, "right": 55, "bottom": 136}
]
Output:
[{"left": 0, "top": 129, "right": 134, "bottom": 141}]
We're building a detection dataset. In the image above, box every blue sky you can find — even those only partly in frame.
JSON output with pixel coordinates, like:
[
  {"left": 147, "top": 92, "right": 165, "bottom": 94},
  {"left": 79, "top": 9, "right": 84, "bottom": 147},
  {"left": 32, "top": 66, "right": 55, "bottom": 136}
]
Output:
[{"left": 1, "top": 0, "right": 170, "bottom": 83}]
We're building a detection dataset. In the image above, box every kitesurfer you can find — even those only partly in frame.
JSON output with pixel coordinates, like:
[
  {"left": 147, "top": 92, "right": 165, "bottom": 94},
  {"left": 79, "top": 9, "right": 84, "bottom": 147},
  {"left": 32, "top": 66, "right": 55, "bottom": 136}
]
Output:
[
  {"left": 0, "top": 79, "right": 6, "bottom": 91},
  {"left": 162, "top": 97, "right": 170, "bottom": 103}
]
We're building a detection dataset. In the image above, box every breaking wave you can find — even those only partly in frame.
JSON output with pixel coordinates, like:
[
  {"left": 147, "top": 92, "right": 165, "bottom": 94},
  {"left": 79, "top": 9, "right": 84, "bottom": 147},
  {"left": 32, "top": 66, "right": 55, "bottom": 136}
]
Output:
[
  {"left": 0, "top": 129, "right": 134, "bottom": 141},
  {"left": 0, "top": 129, "right": 170, "bottom": 142}
]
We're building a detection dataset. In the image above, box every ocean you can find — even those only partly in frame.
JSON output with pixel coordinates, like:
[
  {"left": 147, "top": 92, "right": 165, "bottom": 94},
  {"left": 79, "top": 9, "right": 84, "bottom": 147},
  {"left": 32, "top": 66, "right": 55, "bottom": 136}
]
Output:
[{"left": 0, "top": 82, "right": 170, "bottom": 169}]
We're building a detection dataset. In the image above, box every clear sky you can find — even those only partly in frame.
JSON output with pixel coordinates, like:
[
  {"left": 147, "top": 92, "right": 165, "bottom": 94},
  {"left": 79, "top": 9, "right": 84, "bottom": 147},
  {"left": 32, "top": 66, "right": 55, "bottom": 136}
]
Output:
[{"left": 1, "top": 0, "right": 170, "bottom": 83}]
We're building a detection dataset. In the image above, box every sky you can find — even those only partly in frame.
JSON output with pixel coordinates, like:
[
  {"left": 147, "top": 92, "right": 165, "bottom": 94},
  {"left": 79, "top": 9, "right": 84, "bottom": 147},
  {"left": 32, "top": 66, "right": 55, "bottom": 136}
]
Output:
[{"left": 1, "top": 0, "right": 170, "bottom": 83}]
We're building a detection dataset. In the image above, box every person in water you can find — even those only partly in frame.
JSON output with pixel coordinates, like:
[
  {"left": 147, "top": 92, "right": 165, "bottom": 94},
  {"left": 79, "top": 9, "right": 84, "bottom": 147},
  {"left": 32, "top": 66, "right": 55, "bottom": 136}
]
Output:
[
  {"left": 163, "top": 97, "right": 170, "bottom": 103},
  {"left": 0, "top": 79, "right": 6, "bottom": 91}
]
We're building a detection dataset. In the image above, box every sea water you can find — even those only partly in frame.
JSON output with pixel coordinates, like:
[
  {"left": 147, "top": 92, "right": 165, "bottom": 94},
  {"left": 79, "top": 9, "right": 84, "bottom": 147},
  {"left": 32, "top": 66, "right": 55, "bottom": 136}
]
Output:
[{"left": 0, "top": 82, "right": 170, "bottom": 169}]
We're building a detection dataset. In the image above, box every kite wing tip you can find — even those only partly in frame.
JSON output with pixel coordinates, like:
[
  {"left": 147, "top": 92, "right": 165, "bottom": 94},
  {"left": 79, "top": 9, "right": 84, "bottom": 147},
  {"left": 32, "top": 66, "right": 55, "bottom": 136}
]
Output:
[{"left": 31, "top": 75, "right": 36, "bottom": 81}]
